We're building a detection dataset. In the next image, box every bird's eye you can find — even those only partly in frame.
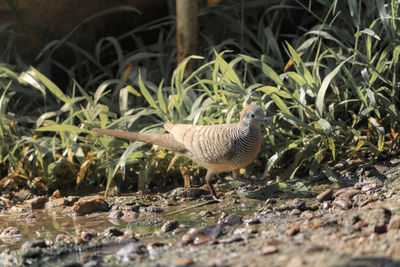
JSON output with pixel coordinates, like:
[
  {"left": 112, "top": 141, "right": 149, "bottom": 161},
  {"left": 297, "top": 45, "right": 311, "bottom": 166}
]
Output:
[{"left": 251, "top": 113, "right": 255, "bottom": 118}]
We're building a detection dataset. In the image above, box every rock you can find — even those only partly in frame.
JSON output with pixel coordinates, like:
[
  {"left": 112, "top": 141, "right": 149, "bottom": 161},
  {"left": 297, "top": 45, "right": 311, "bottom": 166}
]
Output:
[
  {"left": 108, "top": 205, "right": 139, "bottom": 222},
  {"left": 333, "top": 197, "right": 352, "bottom": 210},
  {"left": 165, "top": 187, "right": 208, "bottom": 198},
  {"left": 388, "top": 215, "right": 400, "bottom": 230},
  {"left": 262, "top": 245, "right": 278, "bottom": 255},
  {"left": 31, "top": 196, "right": 48, "bottom": 209},
  {"left": 25, "top": 212, "right": 36, "bottom": 221},
  {"left": 193, "top": 233, "right": 217, "bottom": 245},
  {"left": 333, "top": 188, "right": 362, "bottom": 198},
  {"left": 343, "top": 189, "right": 363, "bottom": 199},
  {"left": 51, "top": 189, "right": 61, "bottom": 198},
  {"left": 181, "top": 233, "right": 194, "bottom": 245},
  {"left": 116, "top": 243, "right": 147, "bottom": 262},
  {"left": 199, "top": 210, "right": 214, "bottom": 218},
  {"left": 218, "top": 235, "right": 244, "bottom": 244},
  {"left": 285, "top": 225, "right": 300, "bottom": 236},
  {"left": 121, "top": 211, "right": 139, "bottom": 222},
  {"left": 233, "top": 226, "right": 257, "bottom": 235},
  {"left": 224, "top": 214, "right": 243, "bottom": 225},
  {"left": 361, "top": 208, "right": 391, "bottom": 234},
  {"left": 161, "top": 220, "right": 179, "bottom": 232},
  {"left": 1, "top": 227, "right": 20, "bottom": 239},
  {"left": 316, "top": 189, "right": 333, "bottom": 202},
  {"left": 290, "top": 209, "right": 301, "bottom": 216},
  {"left": 265, "top": 198, "right": 277, "bottom": 205},
  {"left": 109, "top": 209, "right": 124, "bottom": 219},
  {"left": 174, "top": 258, "right": 195, "bottom": 266},
  {"left": 289, "top": 199, "right": 306, "bottom": 211},
  {"left": 144, "top": 206, "right": 164, "bottom": 213},
  {"left": 55, "top": 234, "right": 75, "bottom": 244},
  {"left": 322, "top": 202, "right": 331, "bottom": 209},
  {"left": 21, "top": 239, "right": 48, "bottom": 250},
  {"left": 185, "top": 188, "right": 209, "bottom": 198},
  {"left": 14, "top": 189, "right": 32, "bottom": 201},
  {"left": 361, "top": 183, "right": 382, "bottom": 193},
  {"left": 80, "top": 231, "right": 95, "bottom": 241},
  {"left": 218, "top": 211, "right": 228, "bottom": 221},
  {"left": 45, "top": 198, "right": 65, "bottom": 208},
  {"left": 104, "top": 227, "right": 124, "bottom": 237},
  {"left": 72, "top": 197, "right": 109, "bottom": 216},
  {"left": 63, "top": 196, "right": 80, "bottom": 206},
  {"left": 122, "top": 229, "right": 136, "bottom": 240},
  {"left": 244, "top": 218, "right": 261, "bottom": 226},
  {"left": 182, "top": 223, "right": 224, "bottom": 245}
]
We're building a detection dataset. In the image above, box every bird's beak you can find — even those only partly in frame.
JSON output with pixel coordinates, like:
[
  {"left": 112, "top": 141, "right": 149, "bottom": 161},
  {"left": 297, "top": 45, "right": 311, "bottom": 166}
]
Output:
[{"left": 261, "top": 117, "right": 274, "bottom": 127}]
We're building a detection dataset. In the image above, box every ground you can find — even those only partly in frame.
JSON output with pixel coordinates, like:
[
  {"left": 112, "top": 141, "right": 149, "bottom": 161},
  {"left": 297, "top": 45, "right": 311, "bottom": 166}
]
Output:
[{"left": 1, "top": 157, "right": 400, "bottom": 267}]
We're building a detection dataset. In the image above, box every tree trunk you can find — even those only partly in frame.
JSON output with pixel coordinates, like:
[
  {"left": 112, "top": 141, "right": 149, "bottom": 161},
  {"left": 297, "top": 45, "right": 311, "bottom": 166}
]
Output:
[{"left": 176, "top": 0, "right": 199, "bottom": 75}]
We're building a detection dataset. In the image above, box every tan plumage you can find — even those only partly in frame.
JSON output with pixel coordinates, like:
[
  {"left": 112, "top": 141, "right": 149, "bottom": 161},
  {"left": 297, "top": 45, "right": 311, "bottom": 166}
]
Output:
[{"left": 93, "top": 104, "right": 267, "bottom": 200}]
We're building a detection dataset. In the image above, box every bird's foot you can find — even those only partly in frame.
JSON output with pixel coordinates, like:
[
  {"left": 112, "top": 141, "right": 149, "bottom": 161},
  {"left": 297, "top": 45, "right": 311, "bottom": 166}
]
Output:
[
  {"left": 206, "top": 180, "right": 221, "bottom": 201},
  {"left": 233, "top": 176, "right": 267, "bottom": 186}
]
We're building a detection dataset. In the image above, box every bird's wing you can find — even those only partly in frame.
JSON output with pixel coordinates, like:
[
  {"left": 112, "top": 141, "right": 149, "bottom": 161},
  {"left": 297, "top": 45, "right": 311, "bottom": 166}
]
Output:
[{"left": 165, "top": 123, "right": 234, "bottom": 163}]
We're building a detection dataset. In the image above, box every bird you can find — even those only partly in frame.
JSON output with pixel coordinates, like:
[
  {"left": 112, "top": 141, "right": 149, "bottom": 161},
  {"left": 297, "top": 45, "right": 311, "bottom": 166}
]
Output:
[{"left": 93, "top": 104, "right": 267, "bottom": 200}]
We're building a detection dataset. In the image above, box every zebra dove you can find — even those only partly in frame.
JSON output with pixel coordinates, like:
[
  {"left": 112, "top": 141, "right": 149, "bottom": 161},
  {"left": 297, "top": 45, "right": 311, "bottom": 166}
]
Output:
[{"left": 93, "top": 104, "right": 267, "bottom": 200}]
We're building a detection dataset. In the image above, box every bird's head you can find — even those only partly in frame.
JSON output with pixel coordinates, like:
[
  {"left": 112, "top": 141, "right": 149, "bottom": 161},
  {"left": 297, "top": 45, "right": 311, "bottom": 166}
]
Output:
[{"left": 240, "top": 104, "right": 267, "bottom": 128}]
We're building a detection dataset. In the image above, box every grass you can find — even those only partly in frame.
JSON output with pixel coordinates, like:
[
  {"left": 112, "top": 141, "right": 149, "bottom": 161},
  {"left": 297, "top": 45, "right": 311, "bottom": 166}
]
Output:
[{"left": 0, "top": 0, "right": 400, "bottom": 196}]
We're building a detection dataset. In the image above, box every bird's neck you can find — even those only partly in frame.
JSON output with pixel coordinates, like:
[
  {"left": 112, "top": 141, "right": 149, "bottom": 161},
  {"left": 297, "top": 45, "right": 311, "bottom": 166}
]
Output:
[{"left": 238, "top": 122, "right": 260, "bottom": 135}]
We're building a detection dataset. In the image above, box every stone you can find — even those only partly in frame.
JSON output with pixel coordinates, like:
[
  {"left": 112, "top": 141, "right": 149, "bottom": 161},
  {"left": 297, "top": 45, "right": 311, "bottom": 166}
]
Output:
[
  {"left": 289, "top": 199, "right": 306, "bottom": 211},
  {"left": 316, "top": 189, "right": 333, "bottom": 202},
  {"left": 286, "top": 225, "right": 300, "bottom": 236},
  {"left": 31, "top": 196, "right": 48, "bottom": 209},
  {"left": 224, "top": 214, "right": 243, "bottom": 225},
  {"left": 21, "top": 239, "right": 47, "bottom": 250},
  {"left": 72, "top": 197, "right": 109, "bottom": 216},
  {"left": 104, "top": 227, "right": 123, "bottom": 237},
  {"left": 1, "top": 227, "right": 20, "bottom": 239},
  {"left": 161, "top": 220, "right": 179, "bottom": 233},
  {"left": 262, "top": 245, "right": 278, "bottom": 255}
]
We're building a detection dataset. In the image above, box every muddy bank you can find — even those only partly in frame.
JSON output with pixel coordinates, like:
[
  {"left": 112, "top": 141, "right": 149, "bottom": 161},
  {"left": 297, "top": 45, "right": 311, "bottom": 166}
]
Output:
[{"left": 1, "top": 160, "right": 400, "bottom": 266}]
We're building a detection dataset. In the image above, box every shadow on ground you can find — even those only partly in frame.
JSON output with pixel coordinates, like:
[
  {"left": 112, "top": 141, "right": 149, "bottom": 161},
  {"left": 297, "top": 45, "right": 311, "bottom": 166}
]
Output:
[{"left": 334, "top": 257, "right": 400, "bottom": 267}]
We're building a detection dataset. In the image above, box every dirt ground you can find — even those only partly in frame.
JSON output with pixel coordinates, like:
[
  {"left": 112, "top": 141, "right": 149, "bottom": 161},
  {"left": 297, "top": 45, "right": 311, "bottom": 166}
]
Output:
[{"left": 1, "top": 157, "right": 400, "bottom": 267}]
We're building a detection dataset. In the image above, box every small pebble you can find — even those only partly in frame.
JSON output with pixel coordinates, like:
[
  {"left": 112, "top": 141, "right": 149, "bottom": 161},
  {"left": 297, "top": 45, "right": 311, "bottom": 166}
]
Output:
[
  {"left": 244, "top": 218, "right": 261, "bottom": 226},
  {"left": 72, "top": 197, "right": 109, "bottom": 216},
  {"left": 31, "top": 196, "right": 48, "bottom": 209},
  {"left": 161, "top": 220, "right": 179, "bottom": 233},
  {"left": 199, "top": 210, "right": 214, "bottom": 218},
  {"left": 290, "top": 209, "right": 301, "bottom": 216},
  {"left": 316, "top": 189, "right": 333, "bottom": 202},
  {"left": 104, "top": 227, "right": 123, "bottom": 237},
  {"left": 289, "top": 199, "right": 306, "bottom": 211},
  {"left": 174, "top": 258, "right": 195, "bottom": 267},
  {"left": 224, "top": 214, "right": 243, "bottom": 225},
  {"left": 286, "top": 225, "right": 300, "bottom": 236},
  {"left": 262, "top": 245, "right": 278, "bottom": 255}
]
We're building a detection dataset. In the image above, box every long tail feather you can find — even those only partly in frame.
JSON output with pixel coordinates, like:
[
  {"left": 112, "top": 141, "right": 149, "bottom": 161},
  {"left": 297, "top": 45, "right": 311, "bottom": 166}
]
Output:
[{"left": 92, "top": 128, "right": 187, "bottom": 153}]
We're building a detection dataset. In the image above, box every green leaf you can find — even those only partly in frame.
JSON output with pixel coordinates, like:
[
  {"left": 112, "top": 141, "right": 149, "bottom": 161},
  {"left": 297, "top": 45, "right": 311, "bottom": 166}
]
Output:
[
  {"left": 271, "top": 94, "right": 291, "bottom": 115},
  {"left": 36, "top": 124, "right": 91, "bottom": 133},
  {"left": 31, "top": 67, "right": 70, "bottom": 104},
  {"left": 316, "top": 56, "right": 351, "bottom": 116},
  {"left": 138, "top": 71, "right": 159, "bottom": 111}
]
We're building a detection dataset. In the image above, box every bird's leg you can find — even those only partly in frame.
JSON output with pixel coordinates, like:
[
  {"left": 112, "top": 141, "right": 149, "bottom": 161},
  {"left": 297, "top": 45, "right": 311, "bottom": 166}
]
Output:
[
  {"left": 232, "top": 169, "right": 267, "bottom": 186},
  {"left": 205, "top": 171, "right": 220, "bottom": 201}
]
